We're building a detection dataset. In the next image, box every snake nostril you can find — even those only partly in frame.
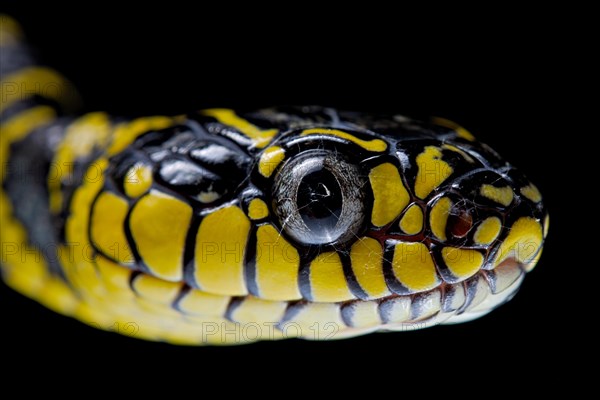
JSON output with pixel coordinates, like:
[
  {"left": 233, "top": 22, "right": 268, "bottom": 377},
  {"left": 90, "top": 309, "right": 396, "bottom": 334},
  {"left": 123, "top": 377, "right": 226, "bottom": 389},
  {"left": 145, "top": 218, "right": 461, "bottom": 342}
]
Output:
[{"left": 447, "top": 209, "right": 473, "bottom": 238}]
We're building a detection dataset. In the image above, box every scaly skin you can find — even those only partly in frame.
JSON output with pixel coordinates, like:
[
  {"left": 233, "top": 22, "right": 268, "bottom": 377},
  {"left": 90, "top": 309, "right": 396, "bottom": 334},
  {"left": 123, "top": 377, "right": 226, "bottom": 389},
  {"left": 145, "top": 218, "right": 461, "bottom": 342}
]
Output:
[{"left": 0, "top": 16, "right": 548, "bottom": 345}]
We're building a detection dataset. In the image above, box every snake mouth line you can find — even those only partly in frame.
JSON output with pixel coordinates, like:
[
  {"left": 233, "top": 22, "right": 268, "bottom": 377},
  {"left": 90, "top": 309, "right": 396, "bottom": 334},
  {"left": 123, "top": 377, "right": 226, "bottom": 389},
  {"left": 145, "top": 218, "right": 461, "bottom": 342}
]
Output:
[
  {"left": 333, "top": 258, "right": 526, "bottom": 336},
  {"left": 109, "top": 254, "right": 526, "bottom": 342}
]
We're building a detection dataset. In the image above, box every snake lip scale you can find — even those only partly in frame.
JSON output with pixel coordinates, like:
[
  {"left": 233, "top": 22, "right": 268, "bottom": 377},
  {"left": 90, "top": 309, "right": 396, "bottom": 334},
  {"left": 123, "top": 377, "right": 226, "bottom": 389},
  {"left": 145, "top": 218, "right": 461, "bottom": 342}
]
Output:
[{"left": 0, "top": 15, "right": 548, "bottom": 345}]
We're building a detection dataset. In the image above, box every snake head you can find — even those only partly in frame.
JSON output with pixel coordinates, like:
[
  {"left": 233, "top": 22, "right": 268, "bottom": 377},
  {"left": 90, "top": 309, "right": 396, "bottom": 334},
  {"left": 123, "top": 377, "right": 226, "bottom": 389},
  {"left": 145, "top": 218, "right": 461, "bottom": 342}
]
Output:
[
  {"left": 71, "top": 109, "right": 548, "bottom": 340},
  {"left": 255, "top": 117, "right": 548, "bottom": 325}
]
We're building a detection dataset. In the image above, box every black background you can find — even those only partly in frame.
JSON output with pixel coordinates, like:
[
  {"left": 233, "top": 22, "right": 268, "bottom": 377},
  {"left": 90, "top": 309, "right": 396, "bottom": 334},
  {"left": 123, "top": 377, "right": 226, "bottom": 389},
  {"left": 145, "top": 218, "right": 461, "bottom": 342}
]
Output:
[{"left": 1, "top": 5, "right": 576, "bottom": 383}]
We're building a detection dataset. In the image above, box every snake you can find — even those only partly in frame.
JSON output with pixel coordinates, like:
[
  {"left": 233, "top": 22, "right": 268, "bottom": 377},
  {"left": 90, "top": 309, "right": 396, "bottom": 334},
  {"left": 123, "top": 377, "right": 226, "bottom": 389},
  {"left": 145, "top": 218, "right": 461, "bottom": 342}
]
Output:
[{"left": 0, "top": 16, "right": 548, "bottom": 345}]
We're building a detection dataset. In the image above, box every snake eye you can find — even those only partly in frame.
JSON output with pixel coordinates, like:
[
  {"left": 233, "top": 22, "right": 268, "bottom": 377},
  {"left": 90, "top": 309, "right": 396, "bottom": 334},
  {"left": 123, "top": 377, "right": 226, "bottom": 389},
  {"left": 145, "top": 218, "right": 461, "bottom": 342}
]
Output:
[{"left": 272, "top": 150, "right": 366, "bottom": 245}]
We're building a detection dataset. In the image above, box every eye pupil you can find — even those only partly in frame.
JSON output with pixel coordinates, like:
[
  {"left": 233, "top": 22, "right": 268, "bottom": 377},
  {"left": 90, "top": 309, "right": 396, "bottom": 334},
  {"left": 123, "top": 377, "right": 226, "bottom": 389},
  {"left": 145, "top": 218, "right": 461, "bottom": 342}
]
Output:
[
  {"left": 297, "top": 169, "right": 342, "bottom": 233},
  {"left": 272, "top": 150, "right": 365, "bottom": 245}
]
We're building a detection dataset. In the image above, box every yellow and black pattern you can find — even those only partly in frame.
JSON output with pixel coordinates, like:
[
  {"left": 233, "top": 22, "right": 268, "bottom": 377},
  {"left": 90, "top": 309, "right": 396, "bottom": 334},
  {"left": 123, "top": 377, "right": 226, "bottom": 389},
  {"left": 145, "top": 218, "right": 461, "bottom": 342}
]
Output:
[{"left": 0, "top": 16, "right": 548, "bottom": 345}]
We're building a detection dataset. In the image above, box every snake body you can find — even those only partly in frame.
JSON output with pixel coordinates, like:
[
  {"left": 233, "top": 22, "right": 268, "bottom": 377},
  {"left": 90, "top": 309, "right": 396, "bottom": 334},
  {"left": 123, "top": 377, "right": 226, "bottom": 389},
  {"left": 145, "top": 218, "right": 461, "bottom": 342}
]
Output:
[{"left": 0, "top": 17, "right": 548, "bottom": 344}]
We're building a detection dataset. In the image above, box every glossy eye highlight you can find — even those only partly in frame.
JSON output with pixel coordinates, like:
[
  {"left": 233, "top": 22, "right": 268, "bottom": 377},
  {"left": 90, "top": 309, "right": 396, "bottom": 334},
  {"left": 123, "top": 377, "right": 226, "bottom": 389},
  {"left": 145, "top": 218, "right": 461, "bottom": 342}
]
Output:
[{"left": 272, "top": 150, "right": 366, "bottom": 245}]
